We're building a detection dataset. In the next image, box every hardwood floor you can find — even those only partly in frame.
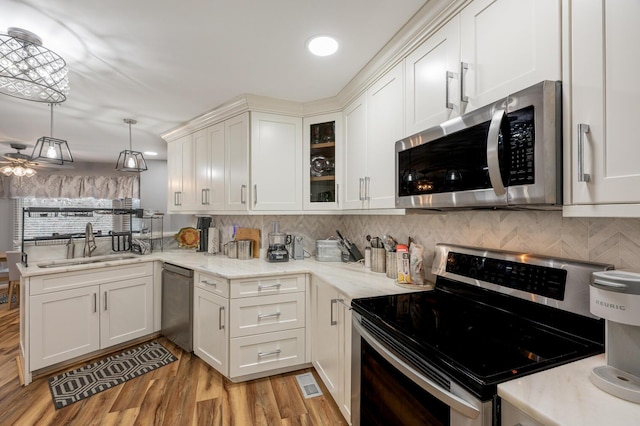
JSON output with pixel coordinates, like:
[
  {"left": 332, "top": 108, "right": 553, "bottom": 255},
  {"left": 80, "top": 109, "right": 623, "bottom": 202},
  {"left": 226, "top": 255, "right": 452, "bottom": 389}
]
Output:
[{"left": 0, "top": 293, "right": 348, "bottom": 426}]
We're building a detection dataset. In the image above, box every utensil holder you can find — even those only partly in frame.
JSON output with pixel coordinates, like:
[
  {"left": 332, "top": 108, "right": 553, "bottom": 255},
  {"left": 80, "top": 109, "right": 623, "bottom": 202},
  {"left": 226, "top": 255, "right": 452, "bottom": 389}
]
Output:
[
  {"left": 237, "top": 239, "right": 253, "bottom": 260},
  {"left": 371, "top": 248, "right": 386, "bottom": 273},
  {"left": 226, "top": 241, "right": 237, "bottom": 258},
  {"left": 386, "top": 252, "right": 398, "bottom": 279}
]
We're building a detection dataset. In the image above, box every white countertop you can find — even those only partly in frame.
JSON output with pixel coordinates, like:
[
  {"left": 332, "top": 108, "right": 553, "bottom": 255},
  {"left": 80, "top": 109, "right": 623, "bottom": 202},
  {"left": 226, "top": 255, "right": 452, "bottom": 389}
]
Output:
[
  {"left": 498, "top": 354, "right": 640, "bottom": 426},
  {"left": 19, "top": 249, "right": 429, "bottom": 300}
]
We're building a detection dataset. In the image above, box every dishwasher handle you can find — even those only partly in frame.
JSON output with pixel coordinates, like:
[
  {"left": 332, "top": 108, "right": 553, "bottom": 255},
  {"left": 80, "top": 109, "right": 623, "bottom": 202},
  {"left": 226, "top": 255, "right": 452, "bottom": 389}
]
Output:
[{"left": 163, "top": 262, "right": 194, "bottom": 278}]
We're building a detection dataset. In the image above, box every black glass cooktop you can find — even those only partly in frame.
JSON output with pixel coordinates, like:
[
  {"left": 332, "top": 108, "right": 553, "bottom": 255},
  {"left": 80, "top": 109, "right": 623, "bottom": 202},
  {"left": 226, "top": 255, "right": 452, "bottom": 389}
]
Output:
[{"left": 351, "top": 280, "right": 604, "bottom": 399}]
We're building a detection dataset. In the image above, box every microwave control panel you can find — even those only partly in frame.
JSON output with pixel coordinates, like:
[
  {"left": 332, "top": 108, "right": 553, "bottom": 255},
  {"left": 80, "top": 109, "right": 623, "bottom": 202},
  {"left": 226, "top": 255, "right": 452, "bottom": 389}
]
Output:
[{"left": 505, "top": 106, "right": 535, "bottom": 186}]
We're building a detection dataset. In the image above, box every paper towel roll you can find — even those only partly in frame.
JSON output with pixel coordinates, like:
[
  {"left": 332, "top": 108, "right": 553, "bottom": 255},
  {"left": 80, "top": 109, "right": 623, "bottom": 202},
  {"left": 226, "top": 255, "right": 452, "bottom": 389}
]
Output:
[{"left": 208, "top": 227, "right": 219, "bottom": 254}]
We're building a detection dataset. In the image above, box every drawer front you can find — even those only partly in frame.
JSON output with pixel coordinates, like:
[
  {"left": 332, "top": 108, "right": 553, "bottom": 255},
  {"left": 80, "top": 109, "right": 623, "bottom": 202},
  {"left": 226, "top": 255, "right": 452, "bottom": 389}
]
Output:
[
  {"left": 229, "top": 328, "right": 305, "bottom": 378},
  {"left": 30, "top": 262, "right": 153, "bottom": 295},
  {"left": 195, "top": 272, "right": 229, "bottom": 298},
  {"left": 230, "top": 274, "right": 306, "bottom": 298},
  {"left": 229, "top": 292, "right": 305, "bottom": 338}
]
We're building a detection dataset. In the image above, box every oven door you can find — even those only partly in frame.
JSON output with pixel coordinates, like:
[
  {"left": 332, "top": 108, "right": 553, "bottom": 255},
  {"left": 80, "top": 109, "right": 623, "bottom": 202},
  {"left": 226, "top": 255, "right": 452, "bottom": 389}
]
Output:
[{"left": 351, "top": 312, "right": 493, "bottom": 426}]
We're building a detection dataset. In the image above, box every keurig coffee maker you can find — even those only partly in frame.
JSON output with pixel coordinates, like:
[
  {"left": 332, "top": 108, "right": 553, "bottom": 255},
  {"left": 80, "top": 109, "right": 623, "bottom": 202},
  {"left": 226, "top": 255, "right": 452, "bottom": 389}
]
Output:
[{"left": 196, "top": 215, "right": 212, "bottom": 252}]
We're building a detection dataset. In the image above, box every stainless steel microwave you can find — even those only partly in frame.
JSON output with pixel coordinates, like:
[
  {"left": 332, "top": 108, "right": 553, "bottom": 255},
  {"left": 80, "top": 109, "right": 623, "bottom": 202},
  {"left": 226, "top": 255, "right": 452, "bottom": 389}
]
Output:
[{"left": 395, "top": 81, "right": 562, "bottom": 209}]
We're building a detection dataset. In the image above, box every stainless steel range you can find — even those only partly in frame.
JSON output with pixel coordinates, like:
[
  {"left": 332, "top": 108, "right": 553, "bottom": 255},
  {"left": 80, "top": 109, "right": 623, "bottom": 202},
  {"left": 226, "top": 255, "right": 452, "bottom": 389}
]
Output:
[{"left": 351, "top": 243, "right": 613, "bottom": 426}]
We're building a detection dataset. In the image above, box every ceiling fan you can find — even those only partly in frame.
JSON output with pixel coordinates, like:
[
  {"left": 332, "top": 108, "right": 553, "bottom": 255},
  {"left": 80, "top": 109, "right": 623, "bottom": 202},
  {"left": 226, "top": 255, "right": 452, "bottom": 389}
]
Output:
[{"left": 1, "top": 142, "right": 72, "bottom": 177}]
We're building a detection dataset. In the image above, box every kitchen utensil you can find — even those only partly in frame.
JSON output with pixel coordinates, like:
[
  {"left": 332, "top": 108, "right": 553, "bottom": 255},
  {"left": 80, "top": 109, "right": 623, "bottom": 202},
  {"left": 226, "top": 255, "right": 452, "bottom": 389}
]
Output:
[
  {"left": 237, "top": 239, "right": 253, "bottom": 260},
  {"left": 226, "top": 241, "right": 237, "bottom": 258},
  {"left": 336, "top": 230, "right": 364, "bottom": 262},
  {"left": 370, "top": 248, "right": 386, "bottom": 273},
  {"left": 382, "top": 235, "right": 397, "bottom": 251},
  {"left": 235, "top": 227, "right": 261, "bottom": 258}
]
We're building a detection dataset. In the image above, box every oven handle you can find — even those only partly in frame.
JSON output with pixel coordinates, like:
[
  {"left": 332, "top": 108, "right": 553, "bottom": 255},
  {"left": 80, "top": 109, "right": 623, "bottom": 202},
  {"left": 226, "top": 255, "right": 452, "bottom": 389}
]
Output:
[
  {"left": 487, "top": 109, "right": 507, "bottom": 196},
  {"left": 353, "top": 318, "right": 481, "bottom": 420}
]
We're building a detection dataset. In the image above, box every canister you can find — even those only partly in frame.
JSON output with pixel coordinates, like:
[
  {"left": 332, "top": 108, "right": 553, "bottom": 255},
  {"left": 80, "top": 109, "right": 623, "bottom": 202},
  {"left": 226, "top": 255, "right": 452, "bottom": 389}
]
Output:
[
  {"left": 386, "top": 251, "right": 398, "bottom": 279},
  {"left": 237, "top": 239, "right": 253, "bottom": 260},
  {"left": 226, "top": 241, "right": 237, "bottom": 258},
  {"left": 371, "top": 248, "right": 386, "bottom": 273}
]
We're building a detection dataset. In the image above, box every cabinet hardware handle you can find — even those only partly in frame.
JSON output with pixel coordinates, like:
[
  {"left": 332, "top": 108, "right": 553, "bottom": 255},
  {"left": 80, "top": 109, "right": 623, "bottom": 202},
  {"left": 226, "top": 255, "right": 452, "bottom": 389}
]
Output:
[
  {"left": 175, "top": 191, "right": 182, "bottom": 206},
  {"left": 445, "top": 71, "right": 454, "bottom": 109},
  {"left": 104, "top": 291, "right": 108, "bottom": 311},
  {"left": 253, "top": 184, "right": 258, "bottom": 206},
  {"left": 202, "top": 280, "right": 217, "bottom": 287},
  {"left": 258, "top": 349, "right": 281, "bottom": 358},
  {"left": 331, "top": 298, "right": 343, "bottom": 325},
  {"left": 241, "top": 185, "right": 247, "bottom": 204},
  {"left": 219, "top": 306, "right": 225, "bottom": 330},
  {"left": 258, "top": 283, "right": 282, "bottom": 290},
  {"left": 487, "top": 109, "right": 507, "bottom": 196},
  {"left": 364, "top": 177, "right": 371, "bottom": 201},
  {"left": 460, "top": 62, "right": 469, "bottom": 102},
  {"left": 578, "top": 123, "right": 591, "bottom": 183},
  {"left": 174, "top": 192, "right": 179, "bottom": 206},
  {"left": 336, "top": 183, "right": 340, "bottom": 207},
  {"left": 201, "top": 189, "right": 206, "bottom": 205},
  {"left": 359, "top": 178, "right": 364, "bottom": 201},
  {"left": 93, "top": 293, "right": 97, "bottom": 313},
  {"left": 257, "top": 312, "right": 282, "bottom": 319}
]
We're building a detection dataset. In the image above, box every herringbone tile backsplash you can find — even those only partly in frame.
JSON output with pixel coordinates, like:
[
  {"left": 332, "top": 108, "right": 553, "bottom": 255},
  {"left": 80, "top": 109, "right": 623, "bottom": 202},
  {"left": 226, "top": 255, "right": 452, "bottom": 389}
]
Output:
[{"left": 211, "top": 211, "right": 640, "bottom": 271}]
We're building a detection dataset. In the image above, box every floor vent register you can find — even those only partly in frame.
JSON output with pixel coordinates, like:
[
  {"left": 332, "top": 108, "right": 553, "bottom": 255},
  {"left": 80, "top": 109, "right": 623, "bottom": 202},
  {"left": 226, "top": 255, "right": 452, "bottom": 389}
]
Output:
[{"left": 295, "top": 372, "right": 323, "bottom": 399}]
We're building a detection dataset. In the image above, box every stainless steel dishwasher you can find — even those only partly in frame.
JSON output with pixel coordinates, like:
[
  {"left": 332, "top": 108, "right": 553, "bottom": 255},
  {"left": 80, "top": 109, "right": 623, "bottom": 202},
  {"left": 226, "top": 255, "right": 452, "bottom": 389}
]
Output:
[{"left": 161, "top": 262, "right": 193, "bottom": 352}]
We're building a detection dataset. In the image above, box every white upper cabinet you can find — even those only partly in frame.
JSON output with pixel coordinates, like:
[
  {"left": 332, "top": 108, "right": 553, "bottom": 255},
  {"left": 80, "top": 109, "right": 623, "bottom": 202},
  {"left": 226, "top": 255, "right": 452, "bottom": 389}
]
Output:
[
  {"left": 405, "top": 15, "right": 461, "bottom": 135},
  {"left": 564, "top": 0, "right": 640, "bottom": 216},
  {"left": 459, "top": 0, "right": 561, "bottom": 112},
  {"left": 343, "top": 63, "right": 404, "bottom": 210},
  {"left": 303, "top": 113, "right": 341, "bottom": 210},
  {"left": 225, "top": 113, "right": 250, "bottom": 211},
  {"left": 167, "top": 134, "right": 195, "bottom": 212},
  {"left": 193, "top": 125, "right": 225, "bottom": 211},
  {"left": 250, "top": 112, "right": 303, "bottom": 211}
]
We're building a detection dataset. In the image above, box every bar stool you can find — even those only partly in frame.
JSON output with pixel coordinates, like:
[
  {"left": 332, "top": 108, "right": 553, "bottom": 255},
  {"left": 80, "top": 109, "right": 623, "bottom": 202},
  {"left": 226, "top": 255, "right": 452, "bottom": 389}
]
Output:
[{"left": 6, "top": 251, "right": 21, "bottom": 310}]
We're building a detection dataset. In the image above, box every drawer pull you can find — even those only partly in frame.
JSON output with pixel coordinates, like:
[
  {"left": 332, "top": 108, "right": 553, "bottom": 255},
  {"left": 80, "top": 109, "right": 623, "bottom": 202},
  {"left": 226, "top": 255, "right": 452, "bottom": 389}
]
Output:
[
  {"left": 219, "top": 306, "right": 225, "bottom": 330},
  {"left": 257, "top": 312, "right": 281, "bottom": 320},
  {"left": 201, "top": 280, "right": 217, "bottom": 287},
  {"left": 258, "top": 283, "right": 282, "bottom": 290},
  {"left": 257, "top": 349, "right": 281, "bottom": 358}
]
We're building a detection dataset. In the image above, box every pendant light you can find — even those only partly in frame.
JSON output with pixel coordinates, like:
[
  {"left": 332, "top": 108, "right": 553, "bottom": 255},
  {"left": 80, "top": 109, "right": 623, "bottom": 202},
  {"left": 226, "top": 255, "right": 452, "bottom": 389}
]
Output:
[
  {"left": 0, "top": 27, "right": 69, "bottom": 103},
  {"left": 31, "top": 103, "right": 73, "bottom": 164},
  {"left": 116, "top": 118, "right": 147, "bottom": 172}
]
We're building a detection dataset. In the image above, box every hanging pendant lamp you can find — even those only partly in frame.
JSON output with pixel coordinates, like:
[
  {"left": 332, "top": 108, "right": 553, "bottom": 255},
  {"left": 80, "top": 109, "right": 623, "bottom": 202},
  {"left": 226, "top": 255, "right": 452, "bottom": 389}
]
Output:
[
  {"left": 0, "top": 27, "right": 70, "bottom": 103},
  {"left": 116, "top": 118, "right": 147, "bottom": 172},
  {"left": 31, "top": 103, "right": 73, "bottom": 164}
]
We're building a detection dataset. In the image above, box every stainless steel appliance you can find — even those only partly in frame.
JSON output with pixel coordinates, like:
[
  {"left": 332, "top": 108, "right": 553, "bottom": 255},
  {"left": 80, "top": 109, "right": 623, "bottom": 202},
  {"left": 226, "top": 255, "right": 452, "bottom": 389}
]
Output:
[
  {"left": 396, "top": 81, "right": 562, "bottom": 210},
  {"left": 161, "top": 263, "right": 193, "bottom": 352},
  {"left": 351, "top": 243, "right": 613, "bottom": 425},
  {"left": 266, "top": 222, "right": 289, "bottom": 262},
  {"left": 196, "top": 215, "right": 212, "bottom": 253},
  {"left": 590, "top": 270, "right": 640, "bottom": 403}
]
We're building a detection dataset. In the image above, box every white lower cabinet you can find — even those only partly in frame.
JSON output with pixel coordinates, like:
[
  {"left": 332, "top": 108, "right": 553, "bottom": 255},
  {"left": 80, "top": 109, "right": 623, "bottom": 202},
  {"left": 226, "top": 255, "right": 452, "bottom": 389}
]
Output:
[
  {"left": 193, "top": 272, "right": 308, "bottom": 381},
  {"left": 312, "top": 279, "right": 352, "bottom": 423},
  {"left": 29, "top": 271, "right": 154, "bottom": 371},
  {"left": 194, "top": 286, "right": 228, "bottom": 375}
]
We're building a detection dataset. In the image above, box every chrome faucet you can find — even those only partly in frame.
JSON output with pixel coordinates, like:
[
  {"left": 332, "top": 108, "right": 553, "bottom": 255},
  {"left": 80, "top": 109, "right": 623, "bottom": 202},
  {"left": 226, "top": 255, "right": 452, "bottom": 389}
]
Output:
[
  {"left": 83, "top": 222, "right": 97, "bottom": 257},
  {"left": 66, "top": 236, "right": 75, "bottom": 259}
]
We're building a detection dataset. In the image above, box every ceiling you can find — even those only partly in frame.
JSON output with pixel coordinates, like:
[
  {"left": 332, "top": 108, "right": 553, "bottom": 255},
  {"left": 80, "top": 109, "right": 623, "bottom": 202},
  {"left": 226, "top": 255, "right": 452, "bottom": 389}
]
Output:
[{"left": 0, "top": 0, "right": 427, "bottom": 165}]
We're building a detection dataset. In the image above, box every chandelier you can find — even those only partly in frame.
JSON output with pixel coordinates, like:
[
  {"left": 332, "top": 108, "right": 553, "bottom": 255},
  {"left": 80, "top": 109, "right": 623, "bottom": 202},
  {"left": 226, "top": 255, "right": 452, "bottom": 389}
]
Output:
[
  {"left": 0, "top": 27, "right": 69, "bottom": 103},
  {"left": 1, "top": 144, "right": 37, "bottom": 177},
  {"left": 116, "top": 119, "right": 147, "bottom": 172}
]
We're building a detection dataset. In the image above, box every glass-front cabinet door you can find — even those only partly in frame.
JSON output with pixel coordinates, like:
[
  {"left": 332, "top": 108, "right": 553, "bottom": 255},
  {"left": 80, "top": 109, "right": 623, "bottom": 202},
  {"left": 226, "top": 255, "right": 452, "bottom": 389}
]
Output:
[{"left": 303, "top": 113, "right": 341, "bottom": 210}]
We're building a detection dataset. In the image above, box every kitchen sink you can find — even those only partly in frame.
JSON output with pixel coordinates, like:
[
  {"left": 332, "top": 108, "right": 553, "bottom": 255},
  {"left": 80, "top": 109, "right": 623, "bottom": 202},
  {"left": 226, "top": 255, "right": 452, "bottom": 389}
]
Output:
[{"left": 37, "top": 254, "right": 138, "bottom": 268}]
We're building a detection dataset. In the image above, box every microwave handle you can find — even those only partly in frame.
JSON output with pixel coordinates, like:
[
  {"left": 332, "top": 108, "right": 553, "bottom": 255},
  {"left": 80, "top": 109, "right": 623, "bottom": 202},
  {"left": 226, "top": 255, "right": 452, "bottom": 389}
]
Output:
[{"left": 487, "top": 109, "right": 507, "bottom": 196}]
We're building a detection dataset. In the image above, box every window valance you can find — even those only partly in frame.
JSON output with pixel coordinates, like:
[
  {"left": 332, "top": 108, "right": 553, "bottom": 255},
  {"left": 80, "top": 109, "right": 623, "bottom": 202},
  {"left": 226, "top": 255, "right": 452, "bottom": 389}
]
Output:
[{"left": 0, "top": 174, "right": 139, "bottom": 199}]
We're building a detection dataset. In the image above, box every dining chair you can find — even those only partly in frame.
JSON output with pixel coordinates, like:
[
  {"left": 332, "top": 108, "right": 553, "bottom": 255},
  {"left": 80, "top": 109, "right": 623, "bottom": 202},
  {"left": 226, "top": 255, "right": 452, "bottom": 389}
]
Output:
[{"left": 6, "top": 251, "right": 21, "bottom": 310}]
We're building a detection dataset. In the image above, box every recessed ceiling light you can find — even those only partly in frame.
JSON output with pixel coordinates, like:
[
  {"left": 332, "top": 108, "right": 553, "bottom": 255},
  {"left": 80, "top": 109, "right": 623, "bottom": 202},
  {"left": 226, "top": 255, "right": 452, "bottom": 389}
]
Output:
[
  {"left": 306, "top": 35, "right": 339, "bottom": 57},
  {"left": 144, "top": 151, "right": 158, "bottom": 156}
]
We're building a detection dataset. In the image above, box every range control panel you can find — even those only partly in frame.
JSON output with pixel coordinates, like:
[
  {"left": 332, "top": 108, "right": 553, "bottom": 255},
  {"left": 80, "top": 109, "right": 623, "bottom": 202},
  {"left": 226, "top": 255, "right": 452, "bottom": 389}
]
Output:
[{"left": 446, "top": 251, "right": 567, "bottom": 300}]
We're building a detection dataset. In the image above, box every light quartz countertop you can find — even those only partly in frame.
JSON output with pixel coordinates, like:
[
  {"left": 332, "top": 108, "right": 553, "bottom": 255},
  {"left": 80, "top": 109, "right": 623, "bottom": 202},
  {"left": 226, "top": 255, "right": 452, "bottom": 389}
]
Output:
[
  {"left": 498, "top": 354, "right": 640, "bottom": 425},
  {"left": 18, "top": 249, "right": 429, "bottom": 300}
]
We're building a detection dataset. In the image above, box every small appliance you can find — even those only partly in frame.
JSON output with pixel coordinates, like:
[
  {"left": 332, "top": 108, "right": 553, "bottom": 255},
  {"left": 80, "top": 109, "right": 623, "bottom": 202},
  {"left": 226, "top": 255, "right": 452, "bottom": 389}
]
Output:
[
  {"left": 290, "top": 235, "right": 304, "bottom": 260},
  {"left": 195, "top": 215, "right": 212, "bottom": 252},
  {"left": 396, "top": 80, "right": 562, "bottom": 210},
  {"left": 266, "top": 222, "right": 289, "bottom": 262},
  {"left": 590, "top": 270, "right": 640, "bottom": 404}
]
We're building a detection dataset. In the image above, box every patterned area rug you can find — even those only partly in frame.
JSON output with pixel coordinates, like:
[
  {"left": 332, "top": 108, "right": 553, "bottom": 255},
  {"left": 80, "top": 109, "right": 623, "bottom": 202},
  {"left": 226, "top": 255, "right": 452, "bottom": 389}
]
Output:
[
  {"left": 48, "top": 341, "right": 177, "bottom": 410},
  {"left": 0, "top": 294, "right": 17, "bottom": 304}
]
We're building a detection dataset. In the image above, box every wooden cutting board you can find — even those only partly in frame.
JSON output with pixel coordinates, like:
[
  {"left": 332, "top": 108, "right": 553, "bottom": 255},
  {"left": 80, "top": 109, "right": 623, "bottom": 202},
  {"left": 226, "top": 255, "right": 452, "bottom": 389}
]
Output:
[{"left": 235, "top": 228, "right": 261, "bottom": 258}]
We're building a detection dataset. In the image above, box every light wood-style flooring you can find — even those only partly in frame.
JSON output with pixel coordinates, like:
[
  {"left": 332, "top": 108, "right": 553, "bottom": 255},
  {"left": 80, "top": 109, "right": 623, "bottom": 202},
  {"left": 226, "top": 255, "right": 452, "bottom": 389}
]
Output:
[{"left": 0, "top": 290, "right": 348, "bottom": 425}]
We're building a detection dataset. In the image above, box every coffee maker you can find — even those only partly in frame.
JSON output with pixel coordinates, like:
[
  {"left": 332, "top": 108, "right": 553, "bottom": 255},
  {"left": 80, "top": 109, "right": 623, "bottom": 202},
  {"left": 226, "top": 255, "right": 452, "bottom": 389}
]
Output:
[
  {"left": 590, "top": 270, "right": 640, "bottom": 404},
  {"left": 196, "top": 215, "right": 212, "bottom": 253},
  {"left": 266, "top": 222, "right": 288, "bottom": 262}
]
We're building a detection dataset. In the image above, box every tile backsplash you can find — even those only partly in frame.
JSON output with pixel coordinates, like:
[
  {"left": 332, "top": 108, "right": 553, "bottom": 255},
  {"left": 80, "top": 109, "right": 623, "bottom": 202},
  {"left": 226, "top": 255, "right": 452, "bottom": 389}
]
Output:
[{"left": 211, "top": 210, "right": 640, "bottom": 271}]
